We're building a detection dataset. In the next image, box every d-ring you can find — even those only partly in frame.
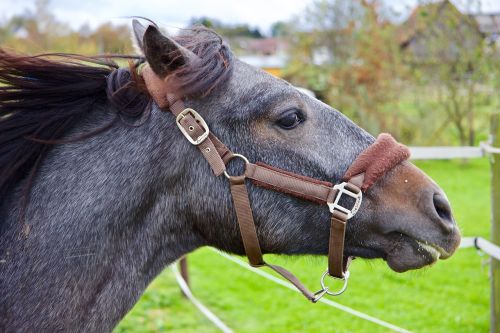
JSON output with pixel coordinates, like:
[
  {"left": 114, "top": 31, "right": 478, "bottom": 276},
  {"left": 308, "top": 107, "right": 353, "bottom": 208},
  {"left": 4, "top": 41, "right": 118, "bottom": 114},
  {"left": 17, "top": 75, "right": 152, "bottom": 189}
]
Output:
[
  {"left": 320, "top": 270, "right": 350, "bottom": 296},
  {"left": 223, "top": 154, "right": 250, "bottom": 179}
]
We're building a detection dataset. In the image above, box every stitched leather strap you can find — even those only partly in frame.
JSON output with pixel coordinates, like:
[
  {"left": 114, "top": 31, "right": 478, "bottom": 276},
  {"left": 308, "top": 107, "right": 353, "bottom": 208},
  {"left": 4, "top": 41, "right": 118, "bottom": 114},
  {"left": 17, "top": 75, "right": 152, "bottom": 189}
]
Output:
[
  {"left": 229, "top": 175, "right": 263, "bottom": 266},
  {"left": 229, "top": 175, "right": 316, "bottom": 301},
  {"left": 245, "top": 162, "right": 360, "bottom": 279},
  {"left": 245, "top": 163, "right": 336, "bottom": 204},
  {"left": 329, "top": 210, "right": 350, "bottom": 278},
  {"left": 167, "top": 94, "right": 229, "bottom": 176},
  {"left": 143, "top": 65, "right": 230, "bottom": 176}
]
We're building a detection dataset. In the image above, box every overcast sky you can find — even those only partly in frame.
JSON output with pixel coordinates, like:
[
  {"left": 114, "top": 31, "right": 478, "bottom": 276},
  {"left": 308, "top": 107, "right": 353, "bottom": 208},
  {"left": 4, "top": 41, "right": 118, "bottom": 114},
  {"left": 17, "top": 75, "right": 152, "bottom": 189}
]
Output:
[{"left": 1, "top": 0, "right": 499, "bottom": 35}]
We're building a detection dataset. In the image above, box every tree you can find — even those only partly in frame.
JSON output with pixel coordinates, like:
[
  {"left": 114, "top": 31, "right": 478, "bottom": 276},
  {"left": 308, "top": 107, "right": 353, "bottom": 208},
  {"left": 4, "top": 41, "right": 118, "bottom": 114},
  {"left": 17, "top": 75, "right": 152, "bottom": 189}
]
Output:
[
  {"left": 285, "top": 0, "right": 405, "bottom": 135},
  {"left": 0, "top": 0, "right": 133, "bottom": 55},
  {"left": 270, "top": 21, "right": 289, "bottom": 37},
  {"left": 189, "top": 16, "right": 263, "bottom": 38},
  {"left": 401, "top": 0, "right": 494, "bottom": 146}
]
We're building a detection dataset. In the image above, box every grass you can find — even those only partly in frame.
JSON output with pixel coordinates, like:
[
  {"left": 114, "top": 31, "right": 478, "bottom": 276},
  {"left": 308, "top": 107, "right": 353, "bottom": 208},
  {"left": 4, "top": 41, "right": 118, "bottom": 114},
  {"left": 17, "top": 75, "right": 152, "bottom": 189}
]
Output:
[{"left": 115, "top": 159, "right": 491, "bottom": 333}]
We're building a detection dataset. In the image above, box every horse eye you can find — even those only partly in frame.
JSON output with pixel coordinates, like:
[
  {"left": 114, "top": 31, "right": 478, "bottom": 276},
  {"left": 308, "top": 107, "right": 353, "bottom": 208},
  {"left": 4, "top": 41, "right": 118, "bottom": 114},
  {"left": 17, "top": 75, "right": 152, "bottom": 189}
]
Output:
[{"left": 276, "top": 110, "right": 304, "bottom": 129}]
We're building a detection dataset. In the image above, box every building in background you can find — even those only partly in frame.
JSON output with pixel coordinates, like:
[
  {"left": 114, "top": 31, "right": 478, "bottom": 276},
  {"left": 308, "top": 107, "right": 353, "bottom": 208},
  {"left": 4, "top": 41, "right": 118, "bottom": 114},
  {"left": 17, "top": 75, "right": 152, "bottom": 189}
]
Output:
[
  {"left": 471, "top": 12, "right": 500, "bottom": 47},
  {"left": 229, "top": 37, "right": 289, "bottom": 77}
]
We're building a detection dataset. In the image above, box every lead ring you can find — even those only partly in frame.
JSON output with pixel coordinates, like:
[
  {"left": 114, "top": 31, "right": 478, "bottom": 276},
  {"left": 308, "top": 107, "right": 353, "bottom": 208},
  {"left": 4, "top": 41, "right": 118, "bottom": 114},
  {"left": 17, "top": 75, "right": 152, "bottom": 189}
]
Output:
[
  {"left": 320, "top": 270, "right": 350, "bottom": 296},
  {"left": 223, "top": 154, "right": 250, "bottom": 179}
]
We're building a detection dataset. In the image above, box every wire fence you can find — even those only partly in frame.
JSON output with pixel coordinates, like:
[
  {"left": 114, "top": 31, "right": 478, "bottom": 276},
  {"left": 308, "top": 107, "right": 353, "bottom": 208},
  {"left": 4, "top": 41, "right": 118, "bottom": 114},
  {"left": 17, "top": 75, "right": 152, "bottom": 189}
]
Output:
[
  {"left": 460, "top": 237, "right": 500, "bottom": 260},
  {"left": 173, "top": 143, "right": 500, "bottom": 332}
]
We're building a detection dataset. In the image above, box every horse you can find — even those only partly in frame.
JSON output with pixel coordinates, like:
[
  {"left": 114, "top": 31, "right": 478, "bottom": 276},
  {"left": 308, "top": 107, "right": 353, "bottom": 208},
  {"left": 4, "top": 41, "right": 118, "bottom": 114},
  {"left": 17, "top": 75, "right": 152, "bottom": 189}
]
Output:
[{"left": 0, "top": 20, "right": 460, "bottom": 332}]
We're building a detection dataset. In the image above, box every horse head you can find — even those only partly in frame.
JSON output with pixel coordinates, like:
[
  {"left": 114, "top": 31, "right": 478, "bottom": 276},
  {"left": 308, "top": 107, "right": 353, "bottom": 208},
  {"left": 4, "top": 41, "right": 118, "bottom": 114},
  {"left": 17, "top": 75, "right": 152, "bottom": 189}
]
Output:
[{"left": 133, "top": 21, "right": 460, "bottom": 273}]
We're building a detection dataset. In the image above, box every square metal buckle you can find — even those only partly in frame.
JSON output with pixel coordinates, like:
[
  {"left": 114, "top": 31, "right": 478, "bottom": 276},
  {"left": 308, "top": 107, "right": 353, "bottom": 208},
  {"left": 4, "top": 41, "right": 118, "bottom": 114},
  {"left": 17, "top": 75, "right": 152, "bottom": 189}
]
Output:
[
  {"left": 327, "top": 182, "right": 362, "bottom": 219},
  {"left": 175, "top": 108, "right": 210, "bottom": 146}
]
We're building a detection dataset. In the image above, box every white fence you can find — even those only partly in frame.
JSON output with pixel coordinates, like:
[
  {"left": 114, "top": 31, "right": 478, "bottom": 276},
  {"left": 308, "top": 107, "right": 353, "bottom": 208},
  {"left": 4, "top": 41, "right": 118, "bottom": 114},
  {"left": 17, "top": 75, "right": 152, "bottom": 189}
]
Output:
[
  {"left": 176, "top": 143, "right": 499, "bottom": 333},
  {"left": 409, "top": 146, "right": 484, "bottom": 159},
  {"left": 409, "top": 142, "right": 499, "bottom": 160}
]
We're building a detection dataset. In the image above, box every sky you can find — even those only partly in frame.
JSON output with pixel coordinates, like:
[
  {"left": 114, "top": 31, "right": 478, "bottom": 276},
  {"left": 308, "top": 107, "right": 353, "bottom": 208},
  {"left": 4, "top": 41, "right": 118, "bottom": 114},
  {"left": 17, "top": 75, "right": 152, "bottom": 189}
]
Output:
[{"left": 1, "top": 0, "right": 500, "bottom": 35}]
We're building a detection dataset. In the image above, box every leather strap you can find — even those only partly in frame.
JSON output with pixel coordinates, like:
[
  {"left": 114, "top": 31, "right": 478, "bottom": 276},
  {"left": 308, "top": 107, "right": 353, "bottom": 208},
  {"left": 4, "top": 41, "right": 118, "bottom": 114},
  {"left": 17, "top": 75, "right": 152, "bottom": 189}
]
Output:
[
  {"left": 245, "top": 163, "right": 336, "bottom": 205},
  {"left": 166, "top": 94, "right": 228, "bottom": 176},
  {"left": 143, "top": 64, "right": 229, "bottom": 176},
  {"left": 328, "top": 211, "right": 349, "bottom": 278},
  {"left": 229, "top": 175, "right": 263, "bottom": 267},
  {"left": 245, "top": 161, "right": 361, "bottom": 279},
  {"left": 229, "top": 175, "right": 316, "bottom": 301}
]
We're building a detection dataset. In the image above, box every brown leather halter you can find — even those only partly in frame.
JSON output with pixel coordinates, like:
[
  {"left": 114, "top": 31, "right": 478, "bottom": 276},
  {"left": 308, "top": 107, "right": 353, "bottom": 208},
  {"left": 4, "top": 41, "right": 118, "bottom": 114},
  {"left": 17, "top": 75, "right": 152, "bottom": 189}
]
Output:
[{"left": 141, "top": 65, "right": 410, "bottom": 302}]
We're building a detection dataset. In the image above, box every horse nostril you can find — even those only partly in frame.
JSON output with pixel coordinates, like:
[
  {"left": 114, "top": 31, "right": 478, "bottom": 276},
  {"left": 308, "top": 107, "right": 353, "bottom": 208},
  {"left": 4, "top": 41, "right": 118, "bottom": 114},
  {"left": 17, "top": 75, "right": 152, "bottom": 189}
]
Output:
[{"left": 433, "top": 193, "right": 454, "bottom": 229}]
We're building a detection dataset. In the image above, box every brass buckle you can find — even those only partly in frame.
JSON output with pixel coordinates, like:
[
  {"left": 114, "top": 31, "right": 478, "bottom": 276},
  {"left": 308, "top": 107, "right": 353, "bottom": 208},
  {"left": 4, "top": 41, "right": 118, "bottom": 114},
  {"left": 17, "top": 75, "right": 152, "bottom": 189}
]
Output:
[
  {"left": 327, "top": 182, "right": 362, "bottom": 219},
  {"left": 175, "top": 108, "right": 210, "bottom": 145}
]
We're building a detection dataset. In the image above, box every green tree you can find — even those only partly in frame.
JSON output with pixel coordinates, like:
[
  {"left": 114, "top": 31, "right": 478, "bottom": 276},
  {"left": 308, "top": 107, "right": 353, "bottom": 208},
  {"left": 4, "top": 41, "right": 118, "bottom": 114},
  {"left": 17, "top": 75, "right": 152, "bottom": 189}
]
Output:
[
  {"left": 0, "top": 0, "right": 133, "bottom": 55},
  {"left": 285, "top": 0, "right": 404, "bottom": 135},
  {"left": 189, "top": 16, "right": 263, "bottom": 38},
  {"left": 402, "top": 0, "right": 496, "bottom": 145}
]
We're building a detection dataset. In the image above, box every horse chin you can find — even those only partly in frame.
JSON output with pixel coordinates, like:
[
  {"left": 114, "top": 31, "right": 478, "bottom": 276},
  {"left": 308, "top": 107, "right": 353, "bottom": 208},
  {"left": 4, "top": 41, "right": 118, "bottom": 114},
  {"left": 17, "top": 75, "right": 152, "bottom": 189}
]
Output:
[{"left": 383, "top": 232, "right": 446, "bottom": 272}]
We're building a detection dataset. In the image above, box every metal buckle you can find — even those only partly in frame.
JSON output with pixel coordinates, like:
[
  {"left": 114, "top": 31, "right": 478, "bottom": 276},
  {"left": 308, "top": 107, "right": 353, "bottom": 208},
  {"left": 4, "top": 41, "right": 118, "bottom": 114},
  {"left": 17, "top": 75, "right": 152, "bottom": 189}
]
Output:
[
  {"left": 327, "top": 182, "right": 362, "bottom": 219},
  {"left": 175, "top": 108, "right": 210, "bottom": 145},
  {"left": 312, "top": 270, "right": 350, "bottom": 302}
]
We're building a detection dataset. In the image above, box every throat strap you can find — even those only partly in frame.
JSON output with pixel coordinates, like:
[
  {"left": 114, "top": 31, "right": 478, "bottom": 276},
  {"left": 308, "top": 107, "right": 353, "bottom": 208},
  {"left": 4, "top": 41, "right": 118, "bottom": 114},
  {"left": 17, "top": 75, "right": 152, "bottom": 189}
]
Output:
[{"left": 229, "top": 175, "right": 316, "bottom": 301}]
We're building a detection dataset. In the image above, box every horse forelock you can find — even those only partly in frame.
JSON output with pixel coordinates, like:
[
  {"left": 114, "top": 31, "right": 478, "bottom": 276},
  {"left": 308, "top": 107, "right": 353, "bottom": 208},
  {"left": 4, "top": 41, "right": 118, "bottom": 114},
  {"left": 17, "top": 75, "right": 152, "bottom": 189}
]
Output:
[{"left": 160, "top": 25, "right": 235, "bottom": 98}]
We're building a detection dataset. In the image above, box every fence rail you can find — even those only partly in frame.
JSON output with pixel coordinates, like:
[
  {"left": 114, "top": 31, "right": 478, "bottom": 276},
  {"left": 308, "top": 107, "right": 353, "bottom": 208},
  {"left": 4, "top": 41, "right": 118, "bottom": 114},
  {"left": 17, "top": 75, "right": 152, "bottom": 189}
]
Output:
[
  {"left": 461, "top": 237, "right": 500, "bottom": 260},
  {"left": 409, "top": 146, "right": 484, "bottom": 159},
  {"left": 176, "top": 143, "right": 500, "bottom": 332},
  {"left": 408, "top": 142, "right": 499, "bottom": 160}
]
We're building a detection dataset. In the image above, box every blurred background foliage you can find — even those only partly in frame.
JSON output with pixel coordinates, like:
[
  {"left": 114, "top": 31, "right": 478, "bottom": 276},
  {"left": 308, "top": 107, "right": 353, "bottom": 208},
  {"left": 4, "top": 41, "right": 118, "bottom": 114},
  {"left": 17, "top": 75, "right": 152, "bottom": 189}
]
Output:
[{"left": 1, "top": 0, "right": 499, "bottom": 146}]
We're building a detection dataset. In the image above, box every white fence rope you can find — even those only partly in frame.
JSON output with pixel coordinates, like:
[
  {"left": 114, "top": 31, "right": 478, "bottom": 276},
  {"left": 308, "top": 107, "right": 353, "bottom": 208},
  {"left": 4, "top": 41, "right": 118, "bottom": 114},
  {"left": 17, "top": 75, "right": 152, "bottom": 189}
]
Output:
[
  {"left": 408, "top": 142, "right": 500, "bottom": 160},
  {"left": 480, "top": 142, "right": 500, "bottom": 155},
  {"left": 409, "top": 146, "right": 483, "bottom": 160},
  {"left": 172, "top": 145, "right": 498, "bottom": 332},
  {"left": 460, "top": 237, "right": 500, "bottom": 260},
  {"left": 171, "top": 264, "right": 233, "bottom": 333},
  {"left": 209, "top": 248, "right": 412, "bottom": 333},
  {"left": 179, "top": 236, "right": 498, "bottom": 333}
]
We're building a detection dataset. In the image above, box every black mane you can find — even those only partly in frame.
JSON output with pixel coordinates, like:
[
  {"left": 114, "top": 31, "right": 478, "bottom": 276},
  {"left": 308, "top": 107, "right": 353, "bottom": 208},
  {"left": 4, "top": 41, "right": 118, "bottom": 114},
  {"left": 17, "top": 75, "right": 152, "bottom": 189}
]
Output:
[{"left": 0, "top": 24, "right": 234, "bottom": 207}]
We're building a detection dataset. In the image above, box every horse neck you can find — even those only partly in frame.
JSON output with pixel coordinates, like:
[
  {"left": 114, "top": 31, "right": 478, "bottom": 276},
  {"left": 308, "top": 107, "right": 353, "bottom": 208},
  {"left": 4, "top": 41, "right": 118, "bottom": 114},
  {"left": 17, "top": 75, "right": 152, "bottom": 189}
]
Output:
[{"left": 0, "top": 105, "right": 205, "bottom": 331}]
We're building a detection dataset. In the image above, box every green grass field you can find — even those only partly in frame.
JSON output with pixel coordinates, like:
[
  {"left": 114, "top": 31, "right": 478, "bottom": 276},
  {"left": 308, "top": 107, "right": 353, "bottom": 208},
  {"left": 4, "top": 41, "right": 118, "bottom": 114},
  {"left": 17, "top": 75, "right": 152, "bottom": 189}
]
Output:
[{"left": 115, "top": 159, "right": 491, "bottom": 333}]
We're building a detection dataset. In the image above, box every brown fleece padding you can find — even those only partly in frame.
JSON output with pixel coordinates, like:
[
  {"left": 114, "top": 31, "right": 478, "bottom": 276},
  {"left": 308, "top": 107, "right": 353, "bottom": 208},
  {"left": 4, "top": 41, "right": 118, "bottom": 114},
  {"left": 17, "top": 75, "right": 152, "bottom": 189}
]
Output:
[
  {"left": 142, "top": 65, "right": 170, "bottom": 108},
  {"left": 343, "top": 133, "right": 410, "bottom": 191}
]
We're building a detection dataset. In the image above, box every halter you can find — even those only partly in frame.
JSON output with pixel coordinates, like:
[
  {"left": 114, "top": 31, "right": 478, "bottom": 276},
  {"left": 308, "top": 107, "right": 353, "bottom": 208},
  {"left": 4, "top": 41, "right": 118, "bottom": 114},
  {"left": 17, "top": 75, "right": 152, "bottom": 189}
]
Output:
[{"left": 142, "top": 65, "right": 410, "bottom": 302}]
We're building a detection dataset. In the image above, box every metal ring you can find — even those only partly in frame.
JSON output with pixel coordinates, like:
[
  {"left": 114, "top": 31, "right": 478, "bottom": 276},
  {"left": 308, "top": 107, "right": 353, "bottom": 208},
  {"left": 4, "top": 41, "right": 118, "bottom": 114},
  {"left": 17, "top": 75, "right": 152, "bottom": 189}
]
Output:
[
  {"left": 223, "top": 154, "right": 250, "bottom": 179},
  {"left": 320, "top": 269, "right": 350, "bottom": 296}
]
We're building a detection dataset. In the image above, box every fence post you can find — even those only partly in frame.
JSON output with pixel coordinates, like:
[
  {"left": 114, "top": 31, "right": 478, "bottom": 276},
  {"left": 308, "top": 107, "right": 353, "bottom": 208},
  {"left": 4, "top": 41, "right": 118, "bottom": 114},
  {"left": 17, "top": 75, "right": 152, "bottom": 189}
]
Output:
[
  {"left": 179, "top": 257, "right": 189, "bottom": 298},
  {"left": 491, "top": 113, "right": 500, "bottom": 333}
]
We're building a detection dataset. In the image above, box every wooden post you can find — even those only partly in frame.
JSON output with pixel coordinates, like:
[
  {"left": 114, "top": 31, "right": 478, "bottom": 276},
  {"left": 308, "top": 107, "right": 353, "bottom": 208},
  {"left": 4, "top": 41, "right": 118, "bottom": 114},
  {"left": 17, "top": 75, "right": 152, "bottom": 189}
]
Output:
[
  {"left": 491, "top": 113, "right": 500, "bottom": 333},
  {"left": 179, "top": 257, "right": 189, "bottom": 298}
]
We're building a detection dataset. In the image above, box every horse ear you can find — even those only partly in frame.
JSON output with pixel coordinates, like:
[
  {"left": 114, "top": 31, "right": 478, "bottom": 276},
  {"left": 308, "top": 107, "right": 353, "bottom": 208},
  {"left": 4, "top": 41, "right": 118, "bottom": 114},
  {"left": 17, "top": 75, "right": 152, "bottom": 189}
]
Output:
[
  {"left": 131, "top": 19, "right": 147, "bottom": 55},
  {"left": 142, "top": 25, "right": 195, "bottom": 77}
]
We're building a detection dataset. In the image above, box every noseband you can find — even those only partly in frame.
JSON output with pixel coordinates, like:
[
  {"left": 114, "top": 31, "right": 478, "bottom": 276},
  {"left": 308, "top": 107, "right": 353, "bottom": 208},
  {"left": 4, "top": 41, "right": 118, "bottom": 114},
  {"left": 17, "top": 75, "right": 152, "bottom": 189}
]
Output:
[{"left": 142, "top": 65, "right": 410, "bottom": 302}]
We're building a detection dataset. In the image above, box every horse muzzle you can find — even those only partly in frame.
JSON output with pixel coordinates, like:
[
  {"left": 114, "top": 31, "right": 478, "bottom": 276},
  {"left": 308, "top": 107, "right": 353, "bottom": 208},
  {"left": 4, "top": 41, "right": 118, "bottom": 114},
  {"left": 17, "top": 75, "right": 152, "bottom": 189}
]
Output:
[{"left": 358, "top": 161, "right": 461, "bottom": 272}]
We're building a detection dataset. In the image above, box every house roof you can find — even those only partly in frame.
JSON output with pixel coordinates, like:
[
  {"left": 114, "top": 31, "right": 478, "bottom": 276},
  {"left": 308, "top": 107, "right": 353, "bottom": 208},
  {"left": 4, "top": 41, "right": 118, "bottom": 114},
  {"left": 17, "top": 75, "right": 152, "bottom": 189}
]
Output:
[
  {"left": 398, "top": 0, "right": 481, "bottom": 47},
  {"left": 229, "top": 37, "right": 289, "bottom": 56},
  {"left": 470, "top": 13, "right": 500, "bottom": 34},
  {"left": 238, "top": 54, "right": 288, "bottom": 68}
]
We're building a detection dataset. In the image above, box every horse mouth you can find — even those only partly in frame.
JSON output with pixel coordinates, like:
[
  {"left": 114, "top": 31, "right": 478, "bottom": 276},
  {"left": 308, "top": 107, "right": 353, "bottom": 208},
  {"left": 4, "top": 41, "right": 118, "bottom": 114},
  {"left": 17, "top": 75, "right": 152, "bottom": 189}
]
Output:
[
  {"left": 415, "top": 240, "right": 451, "bottom": 260},
  {"left": 381, "top": 232, "right": 457, "bottom": 272}
]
